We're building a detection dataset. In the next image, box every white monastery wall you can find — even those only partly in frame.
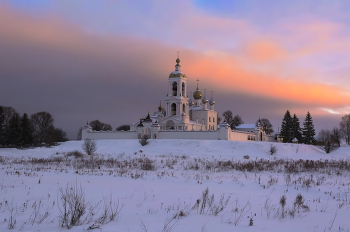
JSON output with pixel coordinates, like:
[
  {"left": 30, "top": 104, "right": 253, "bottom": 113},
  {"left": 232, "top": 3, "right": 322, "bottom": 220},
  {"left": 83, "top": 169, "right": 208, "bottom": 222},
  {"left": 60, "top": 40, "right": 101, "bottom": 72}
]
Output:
[
  {"left": 82, "top": 130, "right": 136, "bottom": 140},
  {"left": 158, "top": 131, "right": 218, "bottom": 140},
  {"left": 229, "top": 130, "right": 256, "bottom": 141}
]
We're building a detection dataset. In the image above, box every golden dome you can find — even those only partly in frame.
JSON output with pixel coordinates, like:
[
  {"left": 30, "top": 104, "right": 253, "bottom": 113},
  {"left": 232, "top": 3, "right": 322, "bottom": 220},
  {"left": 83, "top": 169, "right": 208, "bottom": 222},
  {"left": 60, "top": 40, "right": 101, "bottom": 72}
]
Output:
[
  {"left": 193, "top": 90, "right": 202, "bottom": 99},
  {"left": 169, "top": 72, "right": 186, "bottom": 78}
]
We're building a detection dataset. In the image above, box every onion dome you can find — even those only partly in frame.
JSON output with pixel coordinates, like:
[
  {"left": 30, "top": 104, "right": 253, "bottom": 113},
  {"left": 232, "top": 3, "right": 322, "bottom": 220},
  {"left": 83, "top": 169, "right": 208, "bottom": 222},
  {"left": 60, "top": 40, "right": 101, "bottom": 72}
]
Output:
[
  {"left": 143, "top": 112, "right": 152, "bottom": 123},
  {"left": 209, "top": 97, "right": 215, "bottom": 105},
  {"left": 169, "top": 58, "right": 186, "bottom": 78},
  {"left": 193, "top": 82, "right": 202, "bottom": 100},
  {"left": 202, "top": 95, "right": 208, "bottom": 104}
]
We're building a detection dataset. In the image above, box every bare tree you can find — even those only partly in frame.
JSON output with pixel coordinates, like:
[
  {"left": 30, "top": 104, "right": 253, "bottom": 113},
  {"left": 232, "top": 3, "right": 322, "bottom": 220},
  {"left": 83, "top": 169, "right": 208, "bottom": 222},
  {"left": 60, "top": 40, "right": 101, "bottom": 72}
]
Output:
[
  {"left": 340, "top": 114, "right": 350, "bottom": 145},
  {"left": 2, "top": 106, "right": 18, "bottom": 126},
  {"left": 256, "top": 118, "right": 274, "bottom": 135},
  {"left": 331, "top": 127, "right": 341, "bottom": 147},
  {"left": 232, "top": 115, "right": 244, "bottom": 129},
  {"left": 82, "top": 138, "right": 97, "bottom": 155},
  {"left": 222, "top": 111, "right": 243, "bottom": 129},
  {"left": 318, "top": 129, "right": 331, "bottom": 142},
  {"left": 30, "top": 112, "right": 54, "bottom": 145}
]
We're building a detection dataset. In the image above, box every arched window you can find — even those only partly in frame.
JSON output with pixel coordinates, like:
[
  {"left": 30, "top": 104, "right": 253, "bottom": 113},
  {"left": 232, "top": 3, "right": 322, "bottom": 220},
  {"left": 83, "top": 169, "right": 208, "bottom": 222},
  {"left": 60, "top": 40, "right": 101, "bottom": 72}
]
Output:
[
  {"left": 248, "top": 135, "right": 251, "bottom": 140},
  {"left": 172, "top": 82, "right": 177, "bottom": 96},
  {"left": 182, "top": 103, "right": 185, "bottom": 113},
  {"left": 171, "top": 103, "right": 176, "bottom": 115},
  {"left": 182, "top": 82, "right": 185, "bottom": 96}
]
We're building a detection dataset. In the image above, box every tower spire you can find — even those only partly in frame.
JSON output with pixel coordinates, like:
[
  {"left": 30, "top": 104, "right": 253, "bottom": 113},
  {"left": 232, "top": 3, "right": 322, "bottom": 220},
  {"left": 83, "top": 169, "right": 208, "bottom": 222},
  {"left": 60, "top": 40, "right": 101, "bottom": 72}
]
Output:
[{"left": 196, "top": 79, "right": 200, "bottom": 90}]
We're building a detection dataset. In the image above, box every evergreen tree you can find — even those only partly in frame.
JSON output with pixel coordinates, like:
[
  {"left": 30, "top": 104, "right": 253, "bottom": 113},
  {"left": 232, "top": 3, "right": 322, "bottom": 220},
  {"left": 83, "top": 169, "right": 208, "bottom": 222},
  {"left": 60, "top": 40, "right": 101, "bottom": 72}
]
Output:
[
  {"left": 21, "top": 113, "right": 34, "bottom": 147},
  {"left": 302, "top": 111, "right": 316, "bottom": 144},
  {"left": 292, "top": 114, "right": 303, "bottom": 143},
  {"left": 280, "top": 110, "right": 292, "bottom": 143},
  {"left": 6, "top": 112, "right": 22, "bottom": 147},
  {"left": 0, "top": 106, "right": 5, "bottom": 147}
]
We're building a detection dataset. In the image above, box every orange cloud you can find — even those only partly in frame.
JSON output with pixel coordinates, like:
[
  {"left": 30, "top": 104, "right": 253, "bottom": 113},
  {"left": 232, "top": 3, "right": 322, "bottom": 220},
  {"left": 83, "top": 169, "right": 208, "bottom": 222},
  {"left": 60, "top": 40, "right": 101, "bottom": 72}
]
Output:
[
  {"left": 243, "top": 41, "right": 288, "bottom": 62},
  {"left": 1, "top": 5, "right": 349, "bottom": 116},
  {"left": 184, "top": 53, "right": 350, "bottom": 108}
]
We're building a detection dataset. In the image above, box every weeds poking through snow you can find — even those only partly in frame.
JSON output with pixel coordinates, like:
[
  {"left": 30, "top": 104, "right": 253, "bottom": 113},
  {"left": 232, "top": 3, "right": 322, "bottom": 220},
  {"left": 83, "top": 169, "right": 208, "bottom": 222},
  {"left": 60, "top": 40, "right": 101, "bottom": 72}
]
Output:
[
  {"left": 280, "top": 195, "right": 286, "bottom": 218},
  {"left": 192, "top": 187, "right": 230, "bottom": 216},
  {"left": 95, "top": 193, "right": 123, "bottom": 225},
  {"left": 5, "top": 200, "right": 17, "bottom": 230},
  {"left": 58, "top": 181, "right": 88, "bottom": 228}
]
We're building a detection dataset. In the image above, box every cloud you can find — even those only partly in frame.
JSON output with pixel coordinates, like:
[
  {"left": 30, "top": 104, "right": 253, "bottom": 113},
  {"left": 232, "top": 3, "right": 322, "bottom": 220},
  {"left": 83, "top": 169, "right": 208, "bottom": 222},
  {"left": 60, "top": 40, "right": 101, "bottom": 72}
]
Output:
[{"left": 0, "top": 4, "right": 347, "bottom": 139}]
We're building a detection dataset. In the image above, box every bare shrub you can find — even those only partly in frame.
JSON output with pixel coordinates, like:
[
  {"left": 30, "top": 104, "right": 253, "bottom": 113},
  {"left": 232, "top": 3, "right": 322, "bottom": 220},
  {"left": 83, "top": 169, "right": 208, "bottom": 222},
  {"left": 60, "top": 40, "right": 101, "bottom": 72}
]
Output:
[
  {"left": 58, "top": 182, "right": 88, "bottom": 228},
  {"left": 139, "top": 135, "right": 149, "bottom": 146},
  {"left": 82, "top": 138, "right": 97, "bottom": 156},
  {"left": 294, "top": 193, "right": 309, "bottom": 213},
  {"left": 269, "top": 144, "right": 277, "bottom": 155},
  {"left": 66, "top": 150, "right": 84, "bottom": 159},
  {"left": 243, "top": 155, "right": 249, "bottom": 159}
]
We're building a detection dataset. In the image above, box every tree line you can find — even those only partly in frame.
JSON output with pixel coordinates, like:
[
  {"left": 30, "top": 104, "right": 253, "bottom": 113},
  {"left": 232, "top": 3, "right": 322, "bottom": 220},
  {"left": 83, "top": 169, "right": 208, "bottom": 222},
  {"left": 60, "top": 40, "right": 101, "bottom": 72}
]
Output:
[
  {"left": 280, "top": 110, "right": 315, "bottom": 144},
  {"left": 317, "top": 114, "right": 350, "bottom": 147},
  {"left": 0, "top": 106, "right": 68, "bottom": 148}
]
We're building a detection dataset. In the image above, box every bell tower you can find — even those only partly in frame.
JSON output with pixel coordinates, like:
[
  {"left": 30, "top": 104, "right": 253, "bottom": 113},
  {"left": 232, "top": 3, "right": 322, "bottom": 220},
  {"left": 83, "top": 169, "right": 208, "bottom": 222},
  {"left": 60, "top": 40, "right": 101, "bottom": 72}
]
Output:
[{"left": 165, "top": 56, "right": 189, "bottom": 120}]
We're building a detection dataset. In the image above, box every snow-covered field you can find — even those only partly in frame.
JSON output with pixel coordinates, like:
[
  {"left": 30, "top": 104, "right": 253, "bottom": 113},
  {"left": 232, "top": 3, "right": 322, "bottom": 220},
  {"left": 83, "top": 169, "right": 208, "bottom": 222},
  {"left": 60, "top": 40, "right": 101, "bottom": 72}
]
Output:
[{"left": 1, "top": 140, "right": 350, "bottom": 231}]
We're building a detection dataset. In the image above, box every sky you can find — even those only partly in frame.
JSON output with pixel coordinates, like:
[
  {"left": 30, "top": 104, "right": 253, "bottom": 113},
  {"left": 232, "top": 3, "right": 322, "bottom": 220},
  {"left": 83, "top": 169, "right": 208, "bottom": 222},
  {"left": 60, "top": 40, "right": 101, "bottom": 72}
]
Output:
[{"left": 1, "top": 0, "right": 350, "bottom": 139}]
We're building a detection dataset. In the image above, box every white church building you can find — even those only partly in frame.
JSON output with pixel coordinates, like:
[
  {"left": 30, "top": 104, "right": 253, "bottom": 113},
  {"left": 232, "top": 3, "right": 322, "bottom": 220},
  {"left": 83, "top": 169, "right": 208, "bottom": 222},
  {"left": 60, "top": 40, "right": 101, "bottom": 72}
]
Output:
[{"left": 82, "top": 57, "right": 274, "bottom": 142}]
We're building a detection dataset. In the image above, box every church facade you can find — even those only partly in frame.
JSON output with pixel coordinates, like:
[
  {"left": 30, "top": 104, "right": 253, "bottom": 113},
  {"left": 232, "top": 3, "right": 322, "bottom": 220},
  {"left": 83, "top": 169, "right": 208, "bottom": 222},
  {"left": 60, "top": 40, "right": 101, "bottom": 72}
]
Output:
[{"left": 82, "top": 57, "right": 274, "bottom": 142}]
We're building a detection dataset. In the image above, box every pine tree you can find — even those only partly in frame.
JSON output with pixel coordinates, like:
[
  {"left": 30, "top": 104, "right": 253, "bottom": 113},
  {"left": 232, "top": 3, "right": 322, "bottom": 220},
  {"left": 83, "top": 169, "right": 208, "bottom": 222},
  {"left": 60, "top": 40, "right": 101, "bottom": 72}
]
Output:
[
  {"left": 280, "top": 110, "right": 292, "bottom": 143},
  {"left": 0, "top": 106, "right": 5, "bottom": 147},
  {"left": 21, "top": 113, "right": 34, "bottom": 147},
  {"left": 6, "top": 112, "right": 22, "bottom": 147},
  {"left": 302, "top": 111, "right": 316, "bottom": 144},
  {"left": 292, "top": 114, "right": 303, "bottom": 143}
]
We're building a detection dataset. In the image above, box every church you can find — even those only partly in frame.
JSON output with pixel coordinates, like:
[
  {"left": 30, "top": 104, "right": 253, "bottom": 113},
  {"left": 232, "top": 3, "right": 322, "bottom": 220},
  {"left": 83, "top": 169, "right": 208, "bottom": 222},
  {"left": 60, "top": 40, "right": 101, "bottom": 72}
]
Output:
[{"left": 82, "top": 57, "right": 274, "bottom": 142}]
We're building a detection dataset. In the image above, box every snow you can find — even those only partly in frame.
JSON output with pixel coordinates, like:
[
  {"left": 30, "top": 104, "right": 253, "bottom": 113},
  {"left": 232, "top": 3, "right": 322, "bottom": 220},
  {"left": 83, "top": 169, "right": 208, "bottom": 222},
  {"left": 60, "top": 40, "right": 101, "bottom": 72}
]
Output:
[{"left": 1, "top": 140, "right": 350, "bottom": 231}]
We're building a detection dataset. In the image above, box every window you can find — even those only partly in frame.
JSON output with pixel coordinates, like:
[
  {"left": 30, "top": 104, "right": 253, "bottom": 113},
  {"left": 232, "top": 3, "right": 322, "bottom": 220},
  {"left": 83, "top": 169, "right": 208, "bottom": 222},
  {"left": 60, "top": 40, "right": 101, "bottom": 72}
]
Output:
[
  {"left": 171, "top": 103, "right": 176, "bottom": 115},
  {"left": 213, "top": 117, "right": 215, "bottom": 122},
  {"left": 172, "top": 82, "right": 177, "bottom": 96},
  {"left": 209, "top": 117, "right": 211, "bottom": 122},
  {"left": 182, "top": 82, "right": 185, "bottom": 96},
  {"left": 248, "top": 135, "right": 250, "bottom": 140}
]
